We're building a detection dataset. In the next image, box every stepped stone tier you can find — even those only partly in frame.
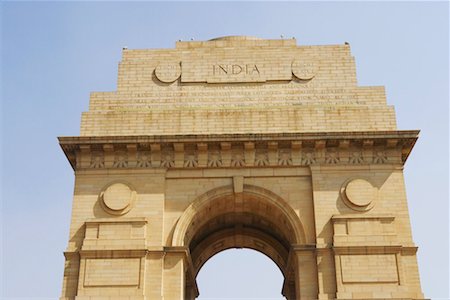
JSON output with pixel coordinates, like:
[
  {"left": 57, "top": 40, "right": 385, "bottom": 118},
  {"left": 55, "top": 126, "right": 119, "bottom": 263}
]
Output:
[{"left": 59, "top": 36, "right": 425, "bottom": 300}]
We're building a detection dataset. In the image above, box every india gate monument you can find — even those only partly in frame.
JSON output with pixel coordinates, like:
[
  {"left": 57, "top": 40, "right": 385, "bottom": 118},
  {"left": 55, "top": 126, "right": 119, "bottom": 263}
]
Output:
[{"left": 59, "top": 36, "right": 424, "bottom": 299}]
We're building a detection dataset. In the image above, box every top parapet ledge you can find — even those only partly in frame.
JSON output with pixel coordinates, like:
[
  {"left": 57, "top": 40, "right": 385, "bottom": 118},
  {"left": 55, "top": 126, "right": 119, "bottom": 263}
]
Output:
[
  {"left": 209, "top": 36, "right": 262, "bottom": 41},
  {"left": 176, "top": 35, "right": 297, "bottom": 49}
]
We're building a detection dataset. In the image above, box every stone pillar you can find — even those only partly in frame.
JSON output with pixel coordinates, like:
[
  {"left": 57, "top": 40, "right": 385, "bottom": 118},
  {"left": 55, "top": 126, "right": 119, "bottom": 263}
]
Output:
[
  {"left": 316, "top": 248, "right": 336, "bottom": 300},
  {"left": 145, "top": 251, "right": 164, "bottom": 299},
  {"left": 294, "top": 248, "right": 318, "bottom": 300},
  {"left": 59, "top": 252, "right": 79, "bottom": 300},
  {"left": 163, "top": 251, "right": 185, "bottom": 300}
]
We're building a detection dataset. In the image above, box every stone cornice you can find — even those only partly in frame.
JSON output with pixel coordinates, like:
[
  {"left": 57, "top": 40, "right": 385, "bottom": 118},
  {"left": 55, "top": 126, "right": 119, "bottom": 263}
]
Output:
[
  {"left": 59, "top": 130, "right": 419, "bottom": 171},
  {"left": 332, "top": 245, "right": 418, "bottom": 255}
]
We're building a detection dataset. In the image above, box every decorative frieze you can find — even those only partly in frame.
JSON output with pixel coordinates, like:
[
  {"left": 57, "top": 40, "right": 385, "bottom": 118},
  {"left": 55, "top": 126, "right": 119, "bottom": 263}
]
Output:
[
  {"left": 90, "top": 152, "right": 104, "bottom": 168},
  {"left": 137, "top": 151, "right": 151, "bottom": 168},
  {"left": 59, "top": 131, "right": 418, "bottom": 170},
  {"left": 349, "top": 151, "right": 363, "bottom": 164},
  {"left": 113, "top": 151, "right": 128, "bottom": 168}
]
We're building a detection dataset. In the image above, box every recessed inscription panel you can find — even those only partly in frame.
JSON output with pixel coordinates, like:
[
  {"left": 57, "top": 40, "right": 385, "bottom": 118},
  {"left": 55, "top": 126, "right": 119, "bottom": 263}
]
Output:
[
  {"left": 181, "top": 59, "right": 292, "bottom": 83},
  {"left": 84, "top": 258, "right": 140, "bottom": 287},
  {"left": 340, "top": 254, "right": 399, "bottom": 283},
  {"left": 208, "top": 63, "right": 265, "bottom": 83},
  {"left": 89, "top": 85, "right": 383, "bottom": 111}
]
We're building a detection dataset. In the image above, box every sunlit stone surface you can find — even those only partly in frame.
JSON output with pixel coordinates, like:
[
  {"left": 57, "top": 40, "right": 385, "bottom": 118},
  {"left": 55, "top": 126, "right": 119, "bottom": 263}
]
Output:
[{"left": 59, "top": 36, "right": 424, "bottom": 300}]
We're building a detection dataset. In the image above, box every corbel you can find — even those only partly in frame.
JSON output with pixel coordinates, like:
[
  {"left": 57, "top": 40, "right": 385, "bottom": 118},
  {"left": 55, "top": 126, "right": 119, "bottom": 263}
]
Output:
[
  {"left": 102, "top": 144, "right": 114, "bottom": 168},
  {"left": 174, "top": 143, "right": 184, "bottom": 168},
  {"left": 386, "top": 139, "right": 400, "bottom": 164},
  {"left": 150, "top": 144, "right": 161, "bottom": 167},
  {"left": 126, "top": 144, "right": 138, "bottom": 168},
  {"left": 233, "top": 175, "right": 244, "bottom": 194},
  {"left": 314, "top": 140, "right": 326, "bottom": 163},
  {"left": 291, "top": 141, "right": 302, "bottom": 165},
  {"left": 244, "top": 142, "right": 255, "bottom": 167},
  {"left": 220, "top": 142, "right": 231, "bottom": 166},
  {"left": 78, "top": 145, "right": 91, "bottom": 169},
  {"left": 362, "top": 139, "right": 374, "bottom": 163},
  {"left": 268, "top": 142, "right": 278, "bottom": 165},
  {"left": 338, "top": 140, "right": 350, "bottom": 164},
  {"left": 197, "top": 143, "right": 208, "bottom": 167}
]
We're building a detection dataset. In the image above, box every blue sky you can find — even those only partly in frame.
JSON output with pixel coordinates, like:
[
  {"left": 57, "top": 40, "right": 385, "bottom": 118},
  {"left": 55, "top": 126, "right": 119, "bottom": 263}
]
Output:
[{"left": 1, "top": 1, "right": 449, "bottom": 299}]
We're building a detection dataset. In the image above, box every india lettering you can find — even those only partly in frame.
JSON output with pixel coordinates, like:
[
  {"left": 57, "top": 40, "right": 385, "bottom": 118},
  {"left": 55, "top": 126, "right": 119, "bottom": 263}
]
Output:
[{"left": 212, "top": 64, "right": 260, "bottom": 76}]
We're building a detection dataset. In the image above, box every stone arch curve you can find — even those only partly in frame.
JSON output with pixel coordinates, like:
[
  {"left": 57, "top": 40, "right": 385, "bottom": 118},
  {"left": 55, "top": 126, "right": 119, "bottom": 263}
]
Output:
[
  {"left": 171, "top": 184, "right": 307, "bottom": 248},
  {"left": 172, "top": 184, "right": 310, "bottom": 300}
]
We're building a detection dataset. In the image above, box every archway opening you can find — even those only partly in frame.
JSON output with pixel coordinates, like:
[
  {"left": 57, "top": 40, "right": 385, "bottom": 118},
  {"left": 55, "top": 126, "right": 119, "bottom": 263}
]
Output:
[
  {"left": 196, "top": 248, "right": 286, "bottom": 299},
  {"left": 173, "top": 185, "right": 306, "bottom": 300}
]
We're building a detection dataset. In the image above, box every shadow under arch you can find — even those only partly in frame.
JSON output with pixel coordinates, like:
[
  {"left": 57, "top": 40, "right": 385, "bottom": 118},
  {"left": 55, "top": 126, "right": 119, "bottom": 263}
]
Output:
[{"left": 171, "top": 184, "right": 309, "bottom": 300}]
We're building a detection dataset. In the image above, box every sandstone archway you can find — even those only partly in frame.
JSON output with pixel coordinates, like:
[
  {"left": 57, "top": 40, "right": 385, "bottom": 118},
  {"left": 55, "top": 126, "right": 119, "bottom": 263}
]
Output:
[
  {"left": 172, "top": 185, "right": 314, "bottom": 300},
  {"left": 59, "top": 37, "right": 424, "bottom": 300}
]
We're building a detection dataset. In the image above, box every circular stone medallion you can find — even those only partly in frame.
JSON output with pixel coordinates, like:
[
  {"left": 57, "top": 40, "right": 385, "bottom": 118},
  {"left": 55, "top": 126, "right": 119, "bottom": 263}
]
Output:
[
  {"left": 341, "top": 178, "right": 377, "bottom": 211},
  {"left": 292, "top": 60, "right": 317, "bottom": 80},
  {"left": 100, "top": 182, "right": 136, "bottom": 215},
  {"left": 155, "top": 62, "right": 181, "bottom": 83}
]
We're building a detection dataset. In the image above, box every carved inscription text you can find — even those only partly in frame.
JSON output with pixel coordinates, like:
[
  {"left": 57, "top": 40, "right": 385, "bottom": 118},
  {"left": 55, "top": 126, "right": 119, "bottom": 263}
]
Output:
[{"left": 212, "top": 64, "right": 260, "bottom": 76}]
